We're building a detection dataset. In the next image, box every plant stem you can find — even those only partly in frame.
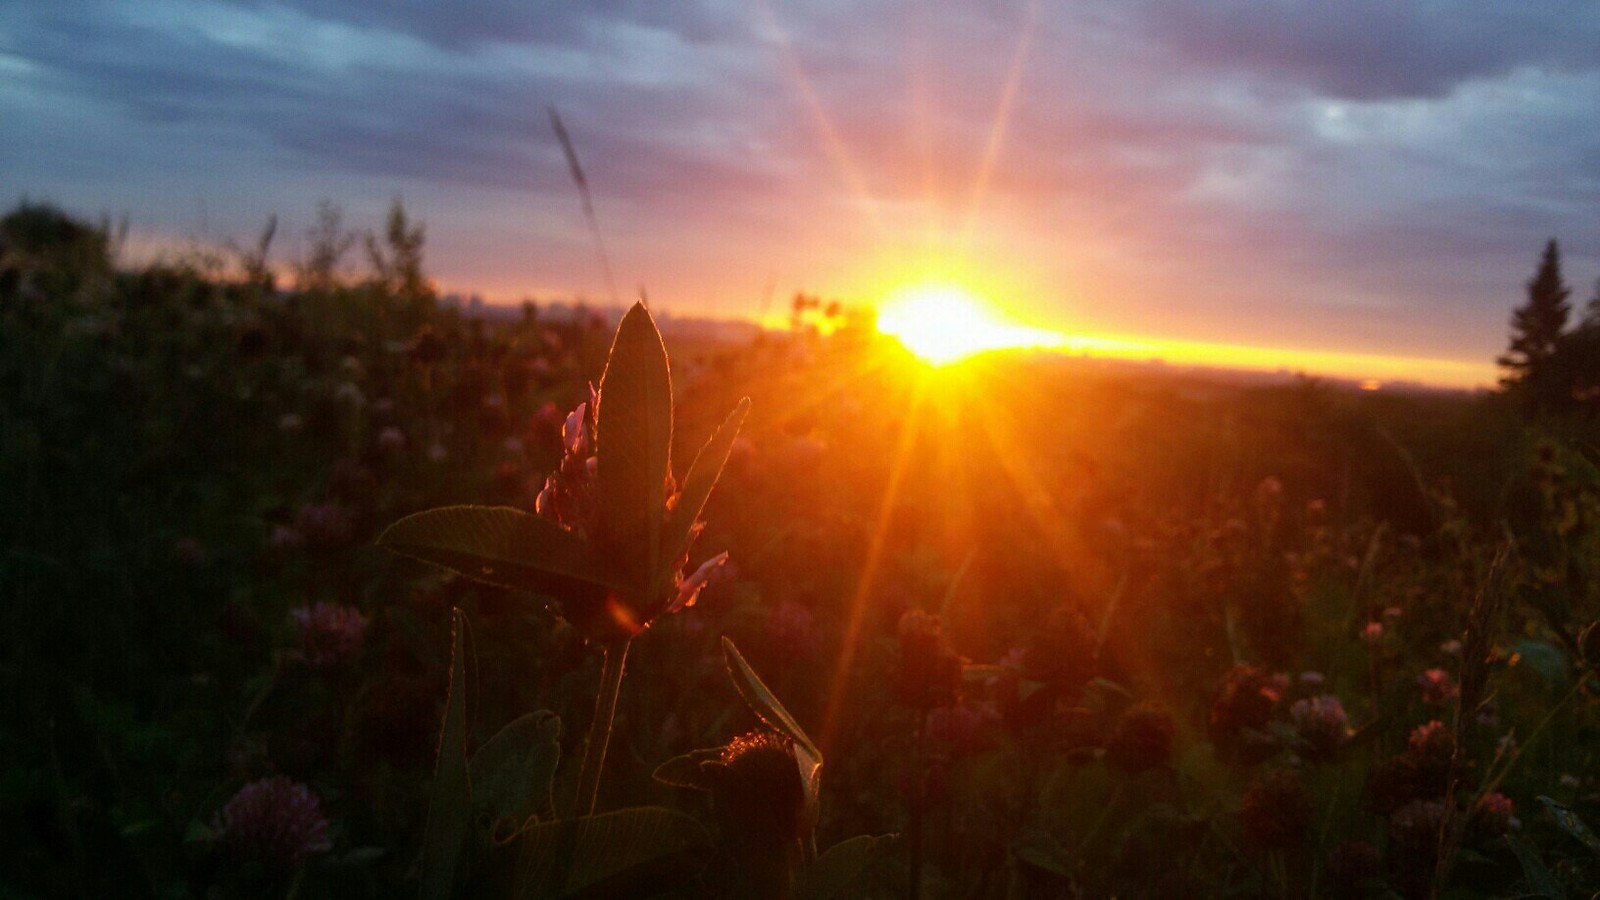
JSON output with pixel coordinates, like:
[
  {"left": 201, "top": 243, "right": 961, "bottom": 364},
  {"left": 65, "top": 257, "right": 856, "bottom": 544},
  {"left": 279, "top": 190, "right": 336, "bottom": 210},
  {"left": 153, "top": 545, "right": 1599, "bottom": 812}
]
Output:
[
  {"left": 908, "top": 712, "right": 927, "bottom": 900},
  {"left": 574, "top": 638, "right": 630, "bottom": 817}
]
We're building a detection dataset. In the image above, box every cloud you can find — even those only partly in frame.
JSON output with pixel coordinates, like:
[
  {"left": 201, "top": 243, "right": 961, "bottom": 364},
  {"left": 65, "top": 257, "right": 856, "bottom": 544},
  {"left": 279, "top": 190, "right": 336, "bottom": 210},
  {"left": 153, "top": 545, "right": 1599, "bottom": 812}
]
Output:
[
  {"left": 3, "top": 0, "right": 1599, "bottom": 369},
  {"left": 1135, "top": 0, "right": 1600, "bottom": 101}
]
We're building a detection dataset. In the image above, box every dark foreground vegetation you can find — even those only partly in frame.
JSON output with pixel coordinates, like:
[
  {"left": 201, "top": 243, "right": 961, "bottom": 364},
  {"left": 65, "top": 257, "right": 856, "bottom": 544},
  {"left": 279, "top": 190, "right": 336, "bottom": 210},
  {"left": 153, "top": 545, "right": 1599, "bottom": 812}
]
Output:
[{"left": 3, "top": 201, "right": 1600, "bottom": 898}]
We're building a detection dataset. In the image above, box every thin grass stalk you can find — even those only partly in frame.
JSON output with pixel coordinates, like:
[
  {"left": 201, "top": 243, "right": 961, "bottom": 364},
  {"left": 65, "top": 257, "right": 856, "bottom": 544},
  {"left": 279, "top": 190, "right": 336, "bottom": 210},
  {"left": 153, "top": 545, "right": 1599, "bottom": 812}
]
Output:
[
  {"left": 574, "top": 638, "right": 631, "bottom": 817},
  {"left": 1429, "top": 547, "right": 1508, "bottom": 897}
]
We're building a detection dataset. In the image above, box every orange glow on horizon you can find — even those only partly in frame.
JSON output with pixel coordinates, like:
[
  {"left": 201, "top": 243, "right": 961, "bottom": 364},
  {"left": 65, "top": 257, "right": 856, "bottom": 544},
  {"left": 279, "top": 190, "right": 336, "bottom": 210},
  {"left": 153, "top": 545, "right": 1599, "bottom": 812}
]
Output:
[{"left": 1042, "top": 331, "right": 1496, "bottom": 389}]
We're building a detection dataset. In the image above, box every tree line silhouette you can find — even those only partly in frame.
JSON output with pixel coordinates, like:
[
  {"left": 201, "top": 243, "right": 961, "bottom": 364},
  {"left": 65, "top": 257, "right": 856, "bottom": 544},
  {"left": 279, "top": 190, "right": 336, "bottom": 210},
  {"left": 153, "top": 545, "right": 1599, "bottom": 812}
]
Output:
[{"left": 1499, "top": 238, "right": 1600, "bottom": 416}]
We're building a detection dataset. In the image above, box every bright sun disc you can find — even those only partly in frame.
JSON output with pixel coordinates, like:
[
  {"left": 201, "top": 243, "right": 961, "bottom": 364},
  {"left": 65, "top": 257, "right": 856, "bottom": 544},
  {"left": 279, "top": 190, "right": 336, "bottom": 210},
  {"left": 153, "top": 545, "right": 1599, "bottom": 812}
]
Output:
[{"left": 875, "top": 283, "right": 1062, "bottom": 365}]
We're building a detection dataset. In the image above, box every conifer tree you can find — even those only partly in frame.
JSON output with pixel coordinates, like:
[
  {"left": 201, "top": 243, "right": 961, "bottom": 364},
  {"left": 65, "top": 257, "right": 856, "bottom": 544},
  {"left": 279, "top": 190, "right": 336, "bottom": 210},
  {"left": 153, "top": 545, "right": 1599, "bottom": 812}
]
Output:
[{"left": 1498, "top": 239, "right": 1571, "bottom": 396}]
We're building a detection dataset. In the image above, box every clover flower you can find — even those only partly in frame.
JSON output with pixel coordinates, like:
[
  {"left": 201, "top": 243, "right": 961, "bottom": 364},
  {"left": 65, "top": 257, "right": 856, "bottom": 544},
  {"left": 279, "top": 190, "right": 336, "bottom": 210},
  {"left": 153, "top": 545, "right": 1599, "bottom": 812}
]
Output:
[
  {"left": 215, "top": 776, "right": 331, "bottom": 866},
  {"left": 1468, "top": 792, "right": 1515, "bottom": 842},
  {"left": 893, "top": 609, "right": 964, "bottom": 709},
  {"left": 1388, "top": 799, "right": 1447, "bottom": 852},
  {"left": 1208, "top": 663, "right": 1288, "bottom": 763},
  {"left": 290, "top": 602, "right": 368, "bottom": 669},
  {"left": 1106, "top": 703, "right": 1176, "bottom": 774},
  {"left": 703, "top": 731, "right": 808, "bottom": 847},
  {"left": 1239, "top": 769, "right": 1313, "bottom": 850},
  {"left": 1290, "top": 694, "right": 1352, "bottom": 759},
  {"left": 1417, "top": 668, "right": 1459, "bottom": 705}
]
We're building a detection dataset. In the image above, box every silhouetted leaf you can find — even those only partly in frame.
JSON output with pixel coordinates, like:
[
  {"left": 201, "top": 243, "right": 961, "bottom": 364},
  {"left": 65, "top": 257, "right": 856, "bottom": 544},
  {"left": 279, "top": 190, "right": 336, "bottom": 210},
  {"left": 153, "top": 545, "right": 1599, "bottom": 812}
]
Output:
[
  {"left": 516, "top": 806, "right": 711, "bottom": 899},
  {"left": 422, "top": 609, "right": 471, "bottom": 900},
  {"left": 1538, "top": 795, "right": 1600, "bottom": 856},
  {"left": 721, "top": 636, "right": 821, "bottom": 762},
  {"left": 378, "top": 506, "right": 619, "bottom": 598},
  {"left": 651, "top": 747, "right": 725, "bottom": 792},
  {"left": 595, "top": 302, "right": 673, "bottom": 592},
  {"left": 663, "top": 398, "right": 750, "bottom": 570},
  {"left": 1507, "top": 833, "right": 1564, "bottom": 899},
  {"left": 722, "top": 636, "right": 824, "bottom": 831},
  {"left": 794, "top": 834, "right": 898, "bottom": 900},
  {"left": 471, "top": 711, "right": 562, "bottom": 830}
]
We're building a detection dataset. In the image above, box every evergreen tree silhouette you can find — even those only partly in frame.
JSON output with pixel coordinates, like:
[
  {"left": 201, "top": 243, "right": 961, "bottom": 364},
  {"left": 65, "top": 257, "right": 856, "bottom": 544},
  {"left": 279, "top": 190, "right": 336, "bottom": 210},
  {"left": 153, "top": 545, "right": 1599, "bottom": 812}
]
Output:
[{"left": 1498, "top": 239, "right": 1571, "bottom": 410}]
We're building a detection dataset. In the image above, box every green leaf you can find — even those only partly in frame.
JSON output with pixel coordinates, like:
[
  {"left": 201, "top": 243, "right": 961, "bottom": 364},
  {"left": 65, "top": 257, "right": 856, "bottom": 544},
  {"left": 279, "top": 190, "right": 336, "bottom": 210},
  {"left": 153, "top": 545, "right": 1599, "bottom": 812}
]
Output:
[
  {"left": 470, "top": 711, "right": 562, "bottom": 830},
  {"left": 662, "top": 398, "right": 750, "bottom": 570},
  {"left": 651, "top": 746, "right": 725, "bottom": 792},
  {"left": 1506, "top": 833, "right": 1564, "bottom": 899},
  {"left": 1513, "top": 639, "right": 1568, "bottom": 683},
  {"left": 1013, "top": 827, "right": 1074, "bottom": 877},
  {"left": 722, "top": 636, "right": 824, "bottom": 831},
  {"left": 794, "top": 834, "right": 898, "bottom": 900},
  {"left": 378, "top": 505, "right": 619, "bottom": 596},
  {"left": 595, "top": 302, "right": 674, "bottom": 593},
  {"left": 516, "top": 806, "right": 711, "bottom": 899},
  {"left": 1538, "top": 795, "right": 1600, "bottom": 857},
  {"left": 422, "top": 609, "right": 472, "bottom": 900}
]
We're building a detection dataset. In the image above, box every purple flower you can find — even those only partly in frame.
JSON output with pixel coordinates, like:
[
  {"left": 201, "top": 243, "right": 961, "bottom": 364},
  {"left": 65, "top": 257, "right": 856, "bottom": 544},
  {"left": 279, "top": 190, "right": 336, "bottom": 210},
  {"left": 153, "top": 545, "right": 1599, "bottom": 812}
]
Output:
[
  {"left": 293, "top": 501, "right": 353, "bottom": 550},
  {"left": 1389, "top": 799, "right": 1447, "bottom": 851},
  {"left": 215, "top": 776, "right": 331, "bottom": 866},
  {"left": 1290, "top": 694, "right": 1352, "bottom": 760},
  {"left": 290, "top": 603, "right": 368, "bottom": 669},
  {"left": 376, "top": 425, "right": 406, "bottom": 454},
  {"left": 1239, "top": 769, "right": 1313, "bottom": 850}
]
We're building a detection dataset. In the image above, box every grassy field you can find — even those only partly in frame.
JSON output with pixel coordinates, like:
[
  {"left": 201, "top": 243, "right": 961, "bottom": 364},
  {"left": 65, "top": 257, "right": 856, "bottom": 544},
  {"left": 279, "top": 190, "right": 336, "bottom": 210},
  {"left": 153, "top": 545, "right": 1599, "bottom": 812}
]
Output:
[{"left": 3, "top": 209, "right": 1600, "bottom": 898}]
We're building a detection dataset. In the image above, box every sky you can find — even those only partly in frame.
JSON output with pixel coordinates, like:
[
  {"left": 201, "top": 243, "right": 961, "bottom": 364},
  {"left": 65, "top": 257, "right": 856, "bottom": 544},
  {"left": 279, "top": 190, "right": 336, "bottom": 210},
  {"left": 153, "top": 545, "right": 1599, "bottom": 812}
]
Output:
[{"left": 5, "top": 1, "right": 1600, "bottom": 385}]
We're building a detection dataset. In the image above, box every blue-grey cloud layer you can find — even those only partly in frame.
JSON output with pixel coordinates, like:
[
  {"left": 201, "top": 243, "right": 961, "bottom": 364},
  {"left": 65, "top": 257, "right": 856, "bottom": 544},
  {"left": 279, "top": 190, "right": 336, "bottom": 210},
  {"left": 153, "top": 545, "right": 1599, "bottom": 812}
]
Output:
[{"left": 4, "top": 0, "right": 1599, "bottom": 365}]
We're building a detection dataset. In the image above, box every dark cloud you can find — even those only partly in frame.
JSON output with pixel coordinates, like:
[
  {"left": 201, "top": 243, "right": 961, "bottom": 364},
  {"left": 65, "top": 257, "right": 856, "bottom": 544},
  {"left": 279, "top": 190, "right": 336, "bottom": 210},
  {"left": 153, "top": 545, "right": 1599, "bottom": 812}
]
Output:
[{"left": 1136, "top": 0, "right": 1600, "bottom": 100}]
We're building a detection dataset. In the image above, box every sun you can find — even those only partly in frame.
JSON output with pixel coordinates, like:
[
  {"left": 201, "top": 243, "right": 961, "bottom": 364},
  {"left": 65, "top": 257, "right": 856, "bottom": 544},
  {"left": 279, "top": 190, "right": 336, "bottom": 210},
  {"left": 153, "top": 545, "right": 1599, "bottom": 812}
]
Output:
[{"left": 875, "top": 283, "right": 1063, "bottom": 365}]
